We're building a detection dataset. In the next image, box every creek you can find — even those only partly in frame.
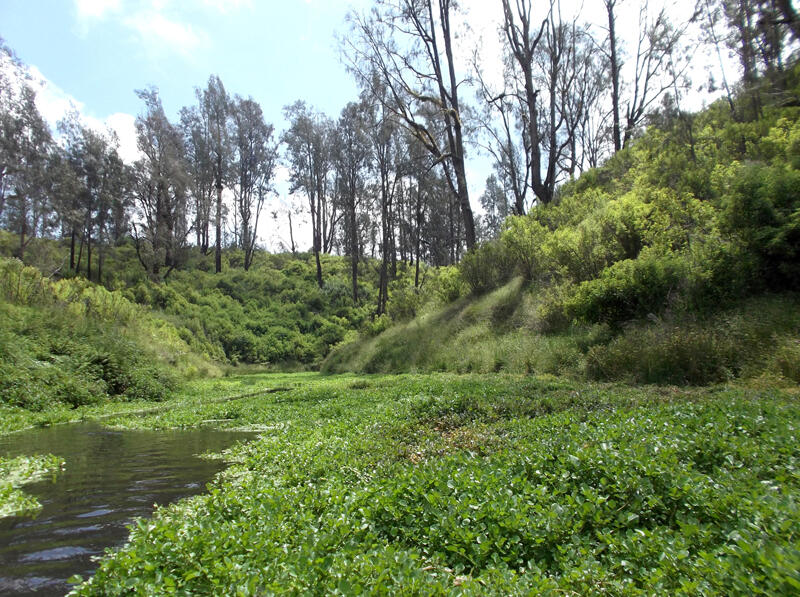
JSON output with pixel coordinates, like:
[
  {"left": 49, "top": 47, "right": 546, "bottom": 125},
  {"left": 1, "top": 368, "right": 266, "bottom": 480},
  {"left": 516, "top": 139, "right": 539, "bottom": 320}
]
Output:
[{"left": 0, "top": 422, "right": 253, "bottom": 596}]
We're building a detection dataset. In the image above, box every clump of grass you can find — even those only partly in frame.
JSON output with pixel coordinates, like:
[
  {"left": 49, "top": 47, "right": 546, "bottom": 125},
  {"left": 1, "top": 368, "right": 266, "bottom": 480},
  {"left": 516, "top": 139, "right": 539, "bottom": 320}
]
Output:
[{"left": 587, "top": 294, "right": 800, "bottom": 384}]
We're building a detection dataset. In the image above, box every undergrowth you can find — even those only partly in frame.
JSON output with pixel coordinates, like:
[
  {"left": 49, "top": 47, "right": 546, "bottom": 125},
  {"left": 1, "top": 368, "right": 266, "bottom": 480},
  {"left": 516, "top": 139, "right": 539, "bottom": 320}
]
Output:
[
  {"left": 324, "top": 279, "right": 800, "bottom": 386},
  {"left": 66, "top": 373, "right": 800, "bottom": 595}
]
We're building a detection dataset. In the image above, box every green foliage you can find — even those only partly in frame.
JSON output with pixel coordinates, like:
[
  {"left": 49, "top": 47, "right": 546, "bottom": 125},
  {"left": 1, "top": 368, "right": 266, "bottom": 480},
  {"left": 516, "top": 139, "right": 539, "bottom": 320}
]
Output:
[
  {"left": 432, "top": 266, "right": 466, "bottom": 303},
  {"left": 0, "top": 454, "right": 64, "bottom": 518},
  {"left": 453, "top": 95, "right": 800, "bottom": 334},
  {"left": 459, "top": 239, "right": 514, "bottom": 294},
  {"left": 562, "top": 249, "right": 689, "bottom": 325},
  {"left": 326, "top": 86, "right": 800, "bottom": 383},
  {"left": 0, "top": 257, "right": 204, "bottom": 410},
  {"left": 586, "top": 294, "right": 800, "bottom": 385},
  {"left": 327, "top": 270, "right": 800, "bottom": 385},
  {"left": 115, "top": 251, "right": 379, "bottom": 367},
  {"left": 715, "top": 160, "right": 800, "bottom": 288},
  {"left": 63, "top": 373, "right": 800, "bottom": 595}
]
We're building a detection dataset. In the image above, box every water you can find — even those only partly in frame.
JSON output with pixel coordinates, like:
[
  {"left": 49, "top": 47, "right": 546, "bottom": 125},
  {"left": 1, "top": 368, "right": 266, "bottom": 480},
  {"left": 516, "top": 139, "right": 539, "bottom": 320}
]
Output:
[{"left": 0, "top": 423, "right": 254, "bottom": 596}]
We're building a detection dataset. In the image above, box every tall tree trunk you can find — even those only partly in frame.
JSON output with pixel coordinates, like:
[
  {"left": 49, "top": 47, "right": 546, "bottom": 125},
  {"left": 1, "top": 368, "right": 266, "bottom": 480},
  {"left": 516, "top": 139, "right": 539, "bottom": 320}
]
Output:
[
  {"left": 608, "top": 1, "right": 622, "bottom": 152},
  {"left": 70, "top": 228, "right": 77, "bottom": 271},
  {"left": 435, "top": 0, "right": 475, "bottom": 249},
  {"left": 313, "top": 195, "right": 323, "bottom": 289},
  {"left": 215, "top": 182, "right": 222, "bottom": 274},
  {"left": 76, "top": 232, "right": 84, "bottom": 274},
  {"left": 288, "top": 211, "right": 296, "bottom": 254},
  {"left": 86, "top": 232, "right": 92, "bottom": 282},
  {"left": 351, "top": 248, "right": 359, "bottom": 304},
  {"left": 414, "top": 187, "right": 423, "bottom": 288},
  {"left": 350, "top": 197, "right": 359, "bottom": 304}
]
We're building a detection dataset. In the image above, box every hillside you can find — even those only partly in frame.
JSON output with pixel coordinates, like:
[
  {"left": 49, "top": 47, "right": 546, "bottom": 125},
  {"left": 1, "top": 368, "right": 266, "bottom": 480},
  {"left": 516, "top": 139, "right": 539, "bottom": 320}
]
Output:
[
  {"left": 325, "top": 76, "right": 800, "bottom": 385},
  {"left": 0, "top": 247, "right": 389, "bottom": 413}
]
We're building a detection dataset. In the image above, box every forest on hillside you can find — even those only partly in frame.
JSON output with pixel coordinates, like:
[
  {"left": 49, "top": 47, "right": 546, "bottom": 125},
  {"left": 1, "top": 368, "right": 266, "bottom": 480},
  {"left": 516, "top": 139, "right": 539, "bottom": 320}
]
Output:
[
  {"left": 1, "top": 1, "right": 795, "bottom": 306},
  {"left": 0, "top": 0, "right": 798, "bottom": 401}
]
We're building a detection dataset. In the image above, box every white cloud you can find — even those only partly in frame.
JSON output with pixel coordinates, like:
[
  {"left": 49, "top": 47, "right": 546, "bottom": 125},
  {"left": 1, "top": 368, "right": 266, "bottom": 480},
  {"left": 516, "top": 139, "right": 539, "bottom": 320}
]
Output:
[
  {"left": 20, "top": 65, "right": 141, "bottom": 164},
  {"left": 74, "top": 0, "right": 121, "bottom": 20},
  {"left": 125, "top": 10, "right": 208, "bottom": 58},
  {"left": 203, "top": 0, "right": 252, "bottom": 13},
  {"left": 104, "top": 112, "right": 140, "bottom": 163},
  {"left": 74, "top": 0, "right": 210, "bottom": 59},
  {"left": 27, "top": 65, "right": 84, "bottom": 127}
]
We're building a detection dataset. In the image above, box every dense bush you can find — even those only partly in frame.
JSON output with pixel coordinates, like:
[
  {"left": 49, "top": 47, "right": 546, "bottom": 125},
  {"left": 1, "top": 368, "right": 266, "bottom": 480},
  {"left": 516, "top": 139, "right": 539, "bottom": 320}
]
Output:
[
  {"left": 453, "top": 92, "right": 800, "bottom": 337},
  {"left": 0, "top": 258, "right": 202, "bottom": 410}
]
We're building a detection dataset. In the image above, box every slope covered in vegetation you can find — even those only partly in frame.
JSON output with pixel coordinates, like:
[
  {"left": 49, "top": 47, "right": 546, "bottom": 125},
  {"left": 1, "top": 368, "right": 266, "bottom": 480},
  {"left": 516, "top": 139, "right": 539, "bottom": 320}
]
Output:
[
  {"left": 0, "top": 242, "right": 394, "bottom": 413},
  {"left": 326, "top": 74, "right": 800, "bottom": 385},
  {"left": 0, "top": 257, "right": 219, "bottom": 411}
]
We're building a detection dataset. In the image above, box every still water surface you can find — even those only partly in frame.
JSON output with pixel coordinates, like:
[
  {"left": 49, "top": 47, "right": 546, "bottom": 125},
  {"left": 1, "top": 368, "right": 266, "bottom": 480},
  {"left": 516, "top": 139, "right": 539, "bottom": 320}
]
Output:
[{"left": 0, "top": 423, "right": 253, "bottom": 596}]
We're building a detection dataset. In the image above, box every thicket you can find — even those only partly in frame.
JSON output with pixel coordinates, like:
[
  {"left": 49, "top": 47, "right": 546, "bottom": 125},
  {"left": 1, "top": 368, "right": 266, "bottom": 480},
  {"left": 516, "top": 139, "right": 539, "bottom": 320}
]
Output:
[
  {"left": 466, "top": 92, "right": 800, "bottom": 321},
  {"left": 0, "top": 257, "right": 218, "bottom": 411},
  {"left": 121, "top": 252, "right": 380, "bottom": 366},
  {"left": 0, "top": 233, "right": 398, "bottom": 368}
]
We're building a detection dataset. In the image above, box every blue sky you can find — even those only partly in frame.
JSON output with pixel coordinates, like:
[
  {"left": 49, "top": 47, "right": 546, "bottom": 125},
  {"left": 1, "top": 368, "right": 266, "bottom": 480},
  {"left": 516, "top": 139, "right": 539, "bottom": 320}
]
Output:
[{"left": 0, "top": 0, "right": 369, "bottom": 125}]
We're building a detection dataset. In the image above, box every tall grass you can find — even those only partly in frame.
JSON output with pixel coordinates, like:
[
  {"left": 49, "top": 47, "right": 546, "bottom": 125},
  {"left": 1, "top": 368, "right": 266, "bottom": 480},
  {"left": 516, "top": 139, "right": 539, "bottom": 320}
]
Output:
[{"left": 324, "top": 278, "right": 800, "bottom": 386}]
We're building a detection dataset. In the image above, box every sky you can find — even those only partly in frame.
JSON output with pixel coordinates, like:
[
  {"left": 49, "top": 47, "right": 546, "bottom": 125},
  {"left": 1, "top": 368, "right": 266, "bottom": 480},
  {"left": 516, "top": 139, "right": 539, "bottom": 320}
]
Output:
[{"left": 1, "top": 0, "right": 718, "bottom": 250}]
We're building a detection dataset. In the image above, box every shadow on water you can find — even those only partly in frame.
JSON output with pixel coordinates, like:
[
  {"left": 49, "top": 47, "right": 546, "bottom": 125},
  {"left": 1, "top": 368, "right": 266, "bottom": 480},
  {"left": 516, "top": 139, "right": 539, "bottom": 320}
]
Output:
[{"left": 0, "top": 423, "right": 254, "bottom": 596}]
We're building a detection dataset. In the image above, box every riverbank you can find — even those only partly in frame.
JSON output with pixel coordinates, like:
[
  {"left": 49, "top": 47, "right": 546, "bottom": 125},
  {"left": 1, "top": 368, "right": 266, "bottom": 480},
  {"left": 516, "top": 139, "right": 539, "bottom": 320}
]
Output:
[{"left": 19, "top": 372, "right": 792, "bottom": 596}]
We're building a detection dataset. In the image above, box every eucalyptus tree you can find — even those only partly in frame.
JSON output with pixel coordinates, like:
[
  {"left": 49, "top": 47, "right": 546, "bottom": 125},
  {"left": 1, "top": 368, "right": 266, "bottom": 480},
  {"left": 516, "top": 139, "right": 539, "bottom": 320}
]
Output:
[
  {"left": 498, "top": 0, "right": 551, "bottom": 205},
  {"left": 708, "top": 0, "right": 795, "bottom": 118},
  {"left": 131, "top": 88, "right": 190, "bottom": 279},
  {"left": 58, "top": 114, "right": 129, "bottom": 281},
  {"left": 333, "top": 100, "right": 371, "bottom": 303},
  {"left": 0, "top": 81, "right": 53, "bottom": 260},
  {"left": 201, "top": 75, "right": 232, "bottom": 273},
  {"left": 499, "top": 0, "right": 600, "bottom": 205},
  {"left": 362, "top": 92, "right": 408, "bottom": 315},
  {"left": 558, "top": 23, "right": 607, "bottom": 177},
  {"left": 602, "top": 0, "right": 687, "bottom": 149},
  {"left": 282, "top": 101, "right": 334, "bottom": 288},
  {"left": 480, "top": 174, "right": 511, "bottom": 240},
  {"left": 473, "top": 74, "right": 530, "bottom": 216},
  {"left": 343, "top": 0, "right": 477, "bottom": 250},
  {"left": 230, "top": 96, "right": 278, "bottom": 271},
  {"left": 179, "top": 104, "right": 215, "bottom": 253}
]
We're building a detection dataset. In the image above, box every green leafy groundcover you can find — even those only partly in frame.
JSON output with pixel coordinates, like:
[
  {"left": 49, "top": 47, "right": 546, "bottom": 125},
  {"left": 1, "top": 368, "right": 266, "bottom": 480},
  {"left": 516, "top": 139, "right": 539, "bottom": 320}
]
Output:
[
  {"left": 0, "top": 454, "right": 65, "bottom": 518},
  {"left": 70, "top": 374, "right": 799, "bottom": 595}
]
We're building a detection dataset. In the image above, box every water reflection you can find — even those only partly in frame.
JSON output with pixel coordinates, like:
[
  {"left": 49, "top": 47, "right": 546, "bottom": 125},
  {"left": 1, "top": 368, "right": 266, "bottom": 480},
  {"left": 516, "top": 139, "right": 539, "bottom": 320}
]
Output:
[{"left": 0, "top": 423, "right": 253, "bottom": 596}]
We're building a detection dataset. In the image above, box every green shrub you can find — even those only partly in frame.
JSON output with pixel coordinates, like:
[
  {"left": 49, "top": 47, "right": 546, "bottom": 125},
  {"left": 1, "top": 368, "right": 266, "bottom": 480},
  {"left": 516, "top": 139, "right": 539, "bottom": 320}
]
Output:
[
  {"left": 716, "top": 161, "right": 800, "bottom": 289},
  {"left": 563, "top": 250, "right": 689, "bottom": 326},
  {"left": 431, "top": 266, "right": 466, "bottom": 303},
  {"left": 586, "top": 325, "right": 735, "bottom": 384},
  {"left": 459, "top": 240, "right": 514, "bottom": 294}
]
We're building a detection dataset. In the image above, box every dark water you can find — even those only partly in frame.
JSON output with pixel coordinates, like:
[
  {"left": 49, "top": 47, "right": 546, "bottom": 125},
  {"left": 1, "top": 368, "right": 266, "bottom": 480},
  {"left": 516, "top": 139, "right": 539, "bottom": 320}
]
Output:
[{"left": 0, "top": 423, "right": 253, "bottom": 596}]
